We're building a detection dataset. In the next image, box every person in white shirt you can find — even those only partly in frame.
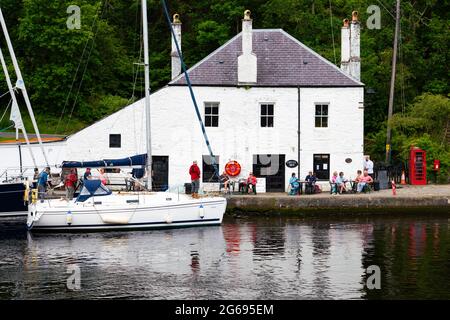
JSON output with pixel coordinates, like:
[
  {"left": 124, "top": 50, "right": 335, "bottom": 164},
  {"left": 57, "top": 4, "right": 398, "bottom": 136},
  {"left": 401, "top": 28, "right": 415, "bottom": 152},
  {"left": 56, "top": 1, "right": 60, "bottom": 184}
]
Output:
[{"left": 364, "top": 156, "right": 374, "bottom": 178}]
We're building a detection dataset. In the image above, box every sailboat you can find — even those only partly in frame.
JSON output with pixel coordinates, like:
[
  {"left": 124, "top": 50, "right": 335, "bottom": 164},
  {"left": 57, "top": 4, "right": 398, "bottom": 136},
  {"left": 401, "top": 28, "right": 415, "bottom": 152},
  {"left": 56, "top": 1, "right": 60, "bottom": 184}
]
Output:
[
  {"left": 0, "top": 7, "right": 49, "bottom": 217},
  {"left": 26, "top": 0, "right": 227, "bottom": 231}
]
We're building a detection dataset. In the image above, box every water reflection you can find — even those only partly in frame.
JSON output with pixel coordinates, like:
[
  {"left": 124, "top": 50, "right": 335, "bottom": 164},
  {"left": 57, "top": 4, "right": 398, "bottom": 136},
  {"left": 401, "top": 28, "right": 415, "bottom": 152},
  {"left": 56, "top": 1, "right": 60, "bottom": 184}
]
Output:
[
  {"left": 252, "top": 218, "right": 286, "bottom": 258},
  {"left": 0, "top": 215, "right": 449, "bottom": 299}
]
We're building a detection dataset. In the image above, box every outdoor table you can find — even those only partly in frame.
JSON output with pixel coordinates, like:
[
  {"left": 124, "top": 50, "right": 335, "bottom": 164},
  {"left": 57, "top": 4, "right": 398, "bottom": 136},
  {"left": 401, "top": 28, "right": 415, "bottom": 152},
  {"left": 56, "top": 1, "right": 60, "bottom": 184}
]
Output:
[
  {"left": 297, "top": 181, "right": 306, "bottom": 195},
  {"left": 303, "top": 181, "right": 316, "bottom": 194},
  {"left": 349, "top": 180, "right": 358, "bottom": 193}
]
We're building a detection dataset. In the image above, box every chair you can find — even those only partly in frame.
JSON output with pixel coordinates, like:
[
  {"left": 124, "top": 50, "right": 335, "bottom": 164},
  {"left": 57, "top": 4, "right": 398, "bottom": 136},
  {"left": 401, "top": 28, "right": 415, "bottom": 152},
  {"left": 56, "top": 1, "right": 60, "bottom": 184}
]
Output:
[
  {"left": 220, "top": 180, "right": 235, "bottom": 194},
  {"left": 238, "top": 180, "right": 247, "bottom": 194},
  {"left": 247, "top": 183, "right": 257, "bottom": 195},
  {"left": 350, "top": 181, "right": 358, "bottom": 193},
  {"left": 363, "top": 182, "right": 373, "bottom": 193},
  {"left": 289, "top": 183, "right": 300, "bottom": 195},
  {"left": 305, "top": 182, "right": 315, "bottom": 195},
  {"left": 329, "top": 182, "right": 338, "bottom": 194}
]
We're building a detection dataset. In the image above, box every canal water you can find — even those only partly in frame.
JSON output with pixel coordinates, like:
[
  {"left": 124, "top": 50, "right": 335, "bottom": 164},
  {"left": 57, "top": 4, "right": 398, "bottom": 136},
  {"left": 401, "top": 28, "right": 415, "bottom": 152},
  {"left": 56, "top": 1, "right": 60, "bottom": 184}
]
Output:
[{"left": 0, "top": 214, "right": 449, "bottom": 300}]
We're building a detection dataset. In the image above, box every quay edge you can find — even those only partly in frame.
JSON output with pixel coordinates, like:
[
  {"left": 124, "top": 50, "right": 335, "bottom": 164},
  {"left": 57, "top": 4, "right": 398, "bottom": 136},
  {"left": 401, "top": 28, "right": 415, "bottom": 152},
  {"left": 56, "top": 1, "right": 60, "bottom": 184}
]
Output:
[{"left": 225, "top": 194, "right": 450, "bottom": 216}]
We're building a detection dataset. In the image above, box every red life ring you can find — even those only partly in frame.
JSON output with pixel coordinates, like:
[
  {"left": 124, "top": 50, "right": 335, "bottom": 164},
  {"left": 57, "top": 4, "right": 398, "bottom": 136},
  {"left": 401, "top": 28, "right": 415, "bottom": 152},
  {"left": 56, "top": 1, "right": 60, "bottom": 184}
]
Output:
[{"left": 225, "top": 161, "right": 241, "bottom": 177}]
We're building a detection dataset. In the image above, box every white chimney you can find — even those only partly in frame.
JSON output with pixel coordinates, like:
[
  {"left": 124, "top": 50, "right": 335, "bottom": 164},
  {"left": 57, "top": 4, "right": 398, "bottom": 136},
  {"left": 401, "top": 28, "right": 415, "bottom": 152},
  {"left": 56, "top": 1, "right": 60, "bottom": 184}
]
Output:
[
  {"left": 349, "top": 11, "right": 361, "bottom": 81},
  {"left": 171, "top": 13, "right": 182, "bottom": 80},
  {"left": 340, "top": 18, "right": 350, "bottom": 75},
  {"left": 238, "top": 10, "right": 257, "bottom": 84},
  {"left": 340, "top": 11, "right": 361, "bottom": 81}
]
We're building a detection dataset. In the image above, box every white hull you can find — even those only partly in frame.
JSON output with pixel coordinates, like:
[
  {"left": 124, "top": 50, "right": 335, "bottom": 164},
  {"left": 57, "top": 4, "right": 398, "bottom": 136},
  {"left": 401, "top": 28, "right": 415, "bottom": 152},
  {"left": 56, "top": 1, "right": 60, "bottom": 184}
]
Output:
[{"left": 27, "top": 192, "right": 226, "bottom": 232}]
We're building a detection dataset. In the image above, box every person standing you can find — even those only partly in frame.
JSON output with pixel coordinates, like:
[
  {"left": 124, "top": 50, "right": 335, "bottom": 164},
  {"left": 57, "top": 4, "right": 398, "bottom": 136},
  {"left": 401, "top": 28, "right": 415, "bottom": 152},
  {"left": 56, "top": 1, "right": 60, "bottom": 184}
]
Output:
[
  {"left": 98, "top": 168, "right": 109, "bottom": 185},
  {"left": 83, "top": 168, "right": 92, "bottom": 181},
  {"left": 189, "top": 161, "right": 201, "bottom": 198},
  {"left": 65, "top": 169, "right": 78, "bottom": 200},
  {"left": 37, "top": 167, "right": 50, "bottom": 200},
  {"left": 32, "top": 168, "right": 39, "bottom": 189},
  {"left": 364, "top": 156, "right": 374, "bottom": 179}
]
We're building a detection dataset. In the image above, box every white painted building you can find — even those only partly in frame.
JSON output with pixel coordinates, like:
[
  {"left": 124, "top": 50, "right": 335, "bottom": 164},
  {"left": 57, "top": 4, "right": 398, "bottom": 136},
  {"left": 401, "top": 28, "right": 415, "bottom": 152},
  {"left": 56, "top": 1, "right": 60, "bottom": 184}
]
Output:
[{"left": 1, "top": 11, "right": 364, "bottom": 192}]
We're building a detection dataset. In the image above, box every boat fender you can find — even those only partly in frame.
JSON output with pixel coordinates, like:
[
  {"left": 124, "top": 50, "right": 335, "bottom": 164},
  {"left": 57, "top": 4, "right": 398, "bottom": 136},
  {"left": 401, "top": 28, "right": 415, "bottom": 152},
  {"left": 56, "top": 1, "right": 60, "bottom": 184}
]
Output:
[
  {"left": 66, "top": 210, "right": 73, "bottom": 225},
  {"left": 26, "top": 218, "right": 34, "bottom": 230},
  {"left": 31, "top": 189, "right": 38, "bottom": 204},
  {"left": 165, "top": 214, "right": 173, "bottom": 224},
  {"left": 24, "top": 181, "right": 30, "bottom": 203},
  {"left": 199, "top": 204, "right": 205, "bottom": 219},
  {"left": 27, "top": 206, "right": 36, "bottom": 229}
]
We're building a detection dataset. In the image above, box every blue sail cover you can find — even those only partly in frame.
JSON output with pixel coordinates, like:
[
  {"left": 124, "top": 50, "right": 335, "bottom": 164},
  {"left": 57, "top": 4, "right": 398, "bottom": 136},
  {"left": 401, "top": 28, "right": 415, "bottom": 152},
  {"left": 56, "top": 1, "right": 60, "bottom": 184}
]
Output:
[
  {"left": 76, "top": 180, "right": 112, "bottom": 202},
  {"left": 62, "top": 154, "right": 147, "bottom": 168}
]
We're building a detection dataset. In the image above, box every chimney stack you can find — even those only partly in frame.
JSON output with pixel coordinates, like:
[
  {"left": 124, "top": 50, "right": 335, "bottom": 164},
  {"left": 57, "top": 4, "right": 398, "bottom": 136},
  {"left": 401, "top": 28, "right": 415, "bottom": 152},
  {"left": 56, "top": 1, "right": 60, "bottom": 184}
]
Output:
[
  {"left": 349, "top": 11, "right": 361, "bottom": 81},
  {"left": 171, "top": 13, "right": 182, "bottom": 80},
  {"left": 238, "top": 10, "right": 257, "bottom": 84},
  {"left": 340, "top": 11, "right": 360, "bottom": 81},
  {"left": 340, "top": 19, "right": 350, "bottom": 75}
]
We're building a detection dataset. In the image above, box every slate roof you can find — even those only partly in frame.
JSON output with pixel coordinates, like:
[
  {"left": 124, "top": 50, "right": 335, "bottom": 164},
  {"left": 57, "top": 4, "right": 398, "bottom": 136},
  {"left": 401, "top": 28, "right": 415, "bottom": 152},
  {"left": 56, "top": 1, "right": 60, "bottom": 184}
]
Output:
[{"left": 169, "top": 29, "right": 363, "bottom": 87}]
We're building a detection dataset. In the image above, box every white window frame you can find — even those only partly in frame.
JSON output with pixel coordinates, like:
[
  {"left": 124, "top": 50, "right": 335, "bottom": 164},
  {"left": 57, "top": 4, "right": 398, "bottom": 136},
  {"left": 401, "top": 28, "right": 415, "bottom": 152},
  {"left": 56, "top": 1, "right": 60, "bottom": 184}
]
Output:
[
  {"left": 260, "top": 102, "right": 275, "bottom": 128},
  {"left": 204, "top": 102, "right": 220, "bottom": 127},
  {"left": 314, "top": 103, "right": 329, "bottom": 128}
]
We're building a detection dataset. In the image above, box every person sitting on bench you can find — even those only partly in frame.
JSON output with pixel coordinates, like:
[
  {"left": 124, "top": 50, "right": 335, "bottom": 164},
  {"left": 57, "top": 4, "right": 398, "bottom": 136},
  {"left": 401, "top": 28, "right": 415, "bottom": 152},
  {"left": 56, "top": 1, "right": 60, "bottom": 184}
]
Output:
[
  {"left": 336, "top": 172, "right": 349, "bottom": 194},
  {"left": 357, "top": 170, "right": 373, "bottom": 193},
  {"left": 246, "top": 172, "right": 257, "bottom": 194},
  {"left": 330, "top": 171, "right": 338, "bottom": 195},
  {"left": 305, "top": 171, "right": 317, "bottom": 194},
  {"left": 219, "top": 171, "right": 230, "bottom": 193},
  {"left": 289, "top": 173, "right": 300, "bottom": 195}
]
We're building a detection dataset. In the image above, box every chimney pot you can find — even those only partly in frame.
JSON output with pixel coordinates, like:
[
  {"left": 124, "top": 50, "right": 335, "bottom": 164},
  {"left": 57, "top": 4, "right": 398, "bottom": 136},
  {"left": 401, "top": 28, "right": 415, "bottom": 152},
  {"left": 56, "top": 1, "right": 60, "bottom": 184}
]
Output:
[
  {"left": 352, "top": 11, "right": 359, "bottom": 22},
  {"left": 171, "top": 13, "right": 182, "bottom": 79},
  {"left": 343, "top": 19, "right": 349, "bottom": 27},
  {"left": 173, "top": 13, "right": 181, "bottom": 24},
  {"left": 244, "top": 10, "right": 251, "bottom": 21}
]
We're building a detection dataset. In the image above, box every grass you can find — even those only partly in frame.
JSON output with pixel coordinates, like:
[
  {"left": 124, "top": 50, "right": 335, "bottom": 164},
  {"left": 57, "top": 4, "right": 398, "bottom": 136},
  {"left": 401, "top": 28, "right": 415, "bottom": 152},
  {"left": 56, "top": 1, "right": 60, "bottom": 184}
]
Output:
[{"left": 0, "top": 114, "right": 88, "bottom": 136}]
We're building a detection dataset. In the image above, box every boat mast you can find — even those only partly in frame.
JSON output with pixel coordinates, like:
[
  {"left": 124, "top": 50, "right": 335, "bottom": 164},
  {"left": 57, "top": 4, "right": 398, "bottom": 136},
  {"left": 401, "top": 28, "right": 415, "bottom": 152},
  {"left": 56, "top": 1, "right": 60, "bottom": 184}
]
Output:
[
  {"left": 142, "top": 0, "right": 152, "bottom": 190},
  {"left": 0, "top": 45, "right": 37, "bottom": 169},
  {"left": 0, "top": 8, "right": 49, "bottom": 167}
]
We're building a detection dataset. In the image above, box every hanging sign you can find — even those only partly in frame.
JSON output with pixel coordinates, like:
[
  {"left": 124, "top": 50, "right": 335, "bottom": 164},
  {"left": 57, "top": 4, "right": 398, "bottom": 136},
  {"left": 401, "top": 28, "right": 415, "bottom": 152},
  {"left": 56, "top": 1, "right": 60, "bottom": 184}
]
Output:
[{"left": 286, "top": 160, "right": 298, "bottom": 168}]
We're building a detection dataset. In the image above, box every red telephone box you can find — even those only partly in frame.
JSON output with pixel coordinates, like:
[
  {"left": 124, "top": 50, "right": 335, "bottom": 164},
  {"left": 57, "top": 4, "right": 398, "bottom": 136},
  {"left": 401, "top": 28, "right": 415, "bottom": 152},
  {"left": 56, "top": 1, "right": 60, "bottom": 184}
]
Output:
[{"left": 409, "top": 147, "right": 427, "bottom": 185}]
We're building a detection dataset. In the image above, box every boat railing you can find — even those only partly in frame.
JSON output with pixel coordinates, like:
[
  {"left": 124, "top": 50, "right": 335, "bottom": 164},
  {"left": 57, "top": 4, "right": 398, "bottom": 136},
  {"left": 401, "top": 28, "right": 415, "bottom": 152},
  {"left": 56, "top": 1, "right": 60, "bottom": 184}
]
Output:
[{"left": 0, "top": 166, "right": 38, "bottom": 182}]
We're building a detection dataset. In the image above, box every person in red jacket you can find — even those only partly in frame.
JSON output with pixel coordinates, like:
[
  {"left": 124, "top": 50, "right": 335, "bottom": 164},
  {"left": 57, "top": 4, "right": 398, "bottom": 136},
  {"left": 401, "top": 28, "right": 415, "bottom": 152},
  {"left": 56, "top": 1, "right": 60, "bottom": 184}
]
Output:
[
  {"left": 189, "top": 161, "right": 201, "bottom": 198},
  {"left": 246, "top": 172, "right": 257, "bottom": 194},
  {"left": 64, "top": 169, "right": 78, "bottom": 200}
]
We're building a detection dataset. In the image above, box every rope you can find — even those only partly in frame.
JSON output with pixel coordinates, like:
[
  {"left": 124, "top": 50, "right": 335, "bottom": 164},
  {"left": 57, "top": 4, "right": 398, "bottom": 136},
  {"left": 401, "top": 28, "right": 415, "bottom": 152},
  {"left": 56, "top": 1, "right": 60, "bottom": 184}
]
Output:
[
  {"left": 0, "top": 124, "right": 14, "bottom": 132},
  {"left": 328, "top": 0, "right": 337, "bottom": 65},
  {"left": 0, "top": 91, "right": 10, "bottom": 99},
  {"left": 161, "top": 0, "right": 220, "bottom": 181},
  {"left": 54, "top": 1, "right": 105, "bottom": 135},
  {"left": 0, "top": 98, "right": 12, "bottom": 123},
  {"left": 63, "top": 0, "right": 110, "bottom": 135},
  {"left": 376, "top": 0, "right": 396, "bottom": 20}
]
